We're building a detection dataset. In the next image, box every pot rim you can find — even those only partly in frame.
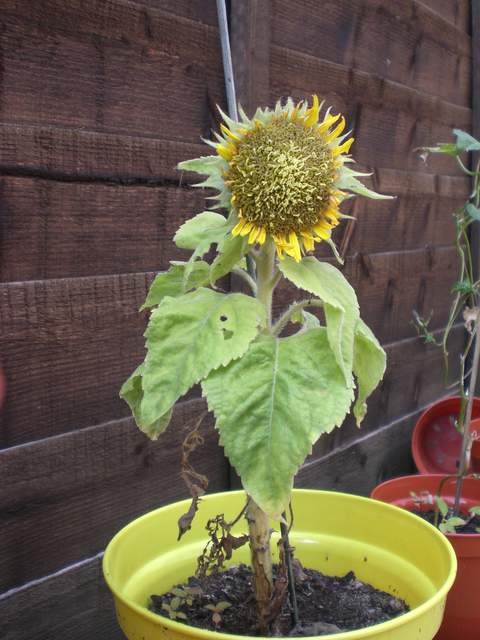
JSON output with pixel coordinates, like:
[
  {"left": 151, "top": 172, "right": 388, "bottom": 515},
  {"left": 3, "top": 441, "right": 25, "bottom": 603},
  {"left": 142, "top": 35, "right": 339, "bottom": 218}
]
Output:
[
  {"left": 371, "top": 474, "right": 480, "bottom": 541},
  {"left": 103, "top": 488, "right": 457, "bottom": 640},
  {"left": 411, "top": 395, "right": 480, "bottom": 474}
]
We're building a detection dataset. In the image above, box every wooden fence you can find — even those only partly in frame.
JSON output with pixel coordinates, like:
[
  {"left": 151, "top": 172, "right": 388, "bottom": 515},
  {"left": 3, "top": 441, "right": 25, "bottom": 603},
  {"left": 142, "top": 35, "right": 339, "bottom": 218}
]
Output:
[{"left": 0, "top": 1, "right": 472, "bottom": 637}]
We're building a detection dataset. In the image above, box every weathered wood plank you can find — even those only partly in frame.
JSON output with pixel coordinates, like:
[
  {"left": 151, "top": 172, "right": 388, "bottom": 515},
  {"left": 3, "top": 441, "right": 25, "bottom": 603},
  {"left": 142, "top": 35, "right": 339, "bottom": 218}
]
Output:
[
  {"left": 272, "top": 0, "right": 471, "bottom": 107},
  {"left": 0, "top": 554, "right": 121, "bottom": 640},
  {"left": 270, "top": 44, "right": 471, "bottom": 127},
  {"left": 0, "top": 273, "right": 155, "bottom": 447},
  {"left": 296, "top": 407, "right": 421, "bottom": 495},
  {"left": 335, "top": 194, "right": 459, "bottom": 257},
  {"left": 0, "top": 177, "right": 206, "bottom": 281},
  {"left": 0, "top": 123, "right": 206, "bottom": 183},
  {"left": 273, "top": 245, "right": 459, "bottom": 345},
  {"left": 417, "top": 0, "right": 470, "bottom": 31},
  {"left": 132, "top": 0, "right": 218, "bottom": 26},
  {"left": 0, "top": 399, "right": 228, "bottom": 593},
  {"left": 1, "top": 0, "right": 225, "bottom": 139},
  {"left": 270, "top": 45, "right": 471, "bottom": 175},
  {"left": 231, "top": 0, "right": 271, "bottom": 115}
]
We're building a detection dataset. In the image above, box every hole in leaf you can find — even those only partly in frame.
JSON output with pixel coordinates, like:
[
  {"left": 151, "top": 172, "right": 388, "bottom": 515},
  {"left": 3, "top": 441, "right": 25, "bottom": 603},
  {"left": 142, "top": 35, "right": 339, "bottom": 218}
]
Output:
[
  {"left": 222, "top": 328, "right": 233, "bottom": 340},
  {"left": 220, "top": 315, "right": 228, "bottom": 321}
]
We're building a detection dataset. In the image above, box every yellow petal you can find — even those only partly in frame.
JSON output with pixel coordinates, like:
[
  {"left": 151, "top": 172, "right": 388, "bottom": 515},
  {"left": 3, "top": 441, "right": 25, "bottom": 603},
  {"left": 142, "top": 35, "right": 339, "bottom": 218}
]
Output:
[
  {"left": 257, "top": 227, "right": 267, "bottom": 245},
  {"left": 301, "top": 233, "right": 315, "bottom": 252},
  {"left": 304, "top": 94, "right": 320, "bottom": 127},
  {"left": 318, "top": 112, "right": 341, "bottom": 134},
  {"left": 288, "top": 232, "right": 302, "bottom": 262},
  {"left": 217, "top": 143, "right": 236, "bottom": 161},
  {"left": 239, "top": 221, "right": 254, "bottom": 236},
  {"left": 291, "top": 100, "right": 303, "bottom": 121},
  {"left": 232, "top": 220, "right": 246, "bottom": 236},
  {"left": 325, "top": 117, "right": 346, "bottom": 143},
  {"left": 220, "top": 123, "right": 241, "bottom": 143},
  {"left": 313, "top": 225, "right": 331, "bottom": 240},
  {"left": 230, "top": 194, "right": 237, "bottom": 204},
  {"left": 248, "top": 226, "right": 261, "bottom": 244},
  {"left": 274, "top": 241, "right": 285, "bottom": 259},
  {"left": 333, "top": 137, "right": 354, "bottom": 157}
]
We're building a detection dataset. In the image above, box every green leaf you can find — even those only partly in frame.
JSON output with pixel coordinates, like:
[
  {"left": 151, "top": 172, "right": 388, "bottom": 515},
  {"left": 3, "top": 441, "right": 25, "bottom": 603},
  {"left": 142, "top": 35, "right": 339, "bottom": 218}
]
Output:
[
  {"left": 177, "top": 155, "right": 224, "bottom": 175},
  {"left": 202, "top": 329, "right": 354, "bottom": 518},
  {"left": 120, "top": 365, "right": 173, "bottom": 440},
  {"left": 440, "top": 517, "right": 465, "bottom": 534},
  {"left": 419, "top": 143, "right": 459, "bottom": 158},
  {"left": 438, "top": 143, "right": 460, "bottom": 156},
  {"left": 435, "top": 496, "right": 449, "bottom": 518},
  {"left": 469, "top": 505, "right": 480, "bottom": 515},
  {"left": 337, "top": 166, "right": 393, "bottom": 200},
  {"left": 279, "top": 256, "right": 359, "bottom": 387},
  {"left": 141, "top": 262, "right": 210, "bottom": 310},
  {"left": 352, "top": 318, "right": 386, "bottom": 425},
  {"left": 141, "top": 289, "right": 265, "bottom": 426},
  {"left": 210, "top": 234, "right": 249, "bottom": 284},
  {"left": 174, "top": 212, "right": 230, "bottom": 254},
  {"left": 466, "top": 203, "right": 480, "bottom": 222},
  {"left": 454, "top": 129, "right": 480, "bottom": 153}
]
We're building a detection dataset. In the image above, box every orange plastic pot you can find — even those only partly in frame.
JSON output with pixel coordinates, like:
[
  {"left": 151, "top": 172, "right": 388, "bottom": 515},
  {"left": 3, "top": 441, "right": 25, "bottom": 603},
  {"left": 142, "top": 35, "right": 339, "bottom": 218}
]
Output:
[
  {"left": 372, "top": 474, "right": 480, "bottom": 640},
  {"left": 411, "top": 397, "right": 480, "bottom": 474}
]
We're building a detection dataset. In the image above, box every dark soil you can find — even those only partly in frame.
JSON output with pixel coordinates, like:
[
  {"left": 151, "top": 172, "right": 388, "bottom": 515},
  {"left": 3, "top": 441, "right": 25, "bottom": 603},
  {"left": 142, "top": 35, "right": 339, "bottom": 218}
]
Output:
[
  {"left": 413, "top": 509, "right": 480, "bottom": 534},
  {"left": 150, "top": 563, "right": 409, "bottom": 637}
]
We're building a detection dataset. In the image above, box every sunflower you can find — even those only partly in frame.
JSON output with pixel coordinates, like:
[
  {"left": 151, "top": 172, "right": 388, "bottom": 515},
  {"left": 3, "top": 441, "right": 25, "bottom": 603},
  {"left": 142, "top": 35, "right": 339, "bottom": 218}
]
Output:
[{"left": 180, "top": 96, "right": 388, "bottom": 262}]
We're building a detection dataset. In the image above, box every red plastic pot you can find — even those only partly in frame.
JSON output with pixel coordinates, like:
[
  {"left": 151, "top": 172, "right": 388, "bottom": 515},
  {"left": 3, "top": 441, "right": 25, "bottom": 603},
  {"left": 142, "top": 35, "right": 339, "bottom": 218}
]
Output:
[
  {"left": 412, "top": 397, "right": 480, "bottom": 474},
  {"left": 372, "top": 474, "right": 480, "bottom": 640}
]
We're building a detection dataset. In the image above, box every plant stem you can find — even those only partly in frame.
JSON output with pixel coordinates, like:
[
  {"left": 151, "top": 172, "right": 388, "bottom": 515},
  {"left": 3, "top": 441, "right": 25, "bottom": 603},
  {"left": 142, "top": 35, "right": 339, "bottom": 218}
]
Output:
[
  {"left": 280, "top": 514, "right": 299, "bottom": 627},
  {"left": 255, "top": 239, "right": 276, "bottom": 330},
  {"left": 232, "top": 266, "right": 257, "bottom": 295},
  {"left": 272, "top": 298, "right": 324, "bottom": 336},
  {"left": 454, "top": 310, "right": 480, "bottom": 514},
  {"left": 244, "top": 240, "right": 277, "bottom": 631},
  {"left": 246, "top": 498, "right": 273, "bottom": 632}
]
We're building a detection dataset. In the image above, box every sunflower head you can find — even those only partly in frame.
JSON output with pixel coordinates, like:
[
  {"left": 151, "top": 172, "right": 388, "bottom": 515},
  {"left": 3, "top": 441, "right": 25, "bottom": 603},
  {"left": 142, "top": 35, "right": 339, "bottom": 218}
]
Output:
[{"left": 179, "top": 96, "right": 390, "bottom": 262}]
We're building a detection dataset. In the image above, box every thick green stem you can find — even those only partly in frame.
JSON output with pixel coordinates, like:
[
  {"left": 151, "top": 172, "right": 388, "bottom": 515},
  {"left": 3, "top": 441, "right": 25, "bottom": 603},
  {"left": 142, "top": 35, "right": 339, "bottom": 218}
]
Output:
[
  {"left": 255, "top": 239, "right": 276, "bottom": 330},
  {"left": 245, "top": 240, "right": 276, "bottom": 630},
  {"left": 246, "top": 498, "right": 273, "bottom": 631},
  {"left": 272, "top": 298, "right": 324, "bottom": 336}
]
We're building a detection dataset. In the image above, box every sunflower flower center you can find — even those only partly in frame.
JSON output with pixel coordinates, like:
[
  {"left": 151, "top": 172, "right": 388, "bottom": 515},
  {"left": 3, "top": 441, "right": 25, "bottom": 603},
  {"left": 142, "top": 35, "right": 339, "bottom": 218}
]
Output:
[{"left": 226, "top": 118, "right": 336, "bottom": 236}]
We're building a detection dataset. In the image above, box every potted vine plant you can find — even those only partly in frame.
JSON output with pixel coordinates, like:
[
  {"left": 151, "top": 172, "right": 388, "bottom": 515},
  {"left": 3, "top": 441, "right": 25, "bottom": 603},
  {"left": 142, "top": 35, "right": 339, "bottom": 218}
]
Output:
[
  {"left": 103, "top": 98, "right": 456, "bottom": 639},
  {"left": 372, "top": 129, "right": 480, "bottom": 640}
]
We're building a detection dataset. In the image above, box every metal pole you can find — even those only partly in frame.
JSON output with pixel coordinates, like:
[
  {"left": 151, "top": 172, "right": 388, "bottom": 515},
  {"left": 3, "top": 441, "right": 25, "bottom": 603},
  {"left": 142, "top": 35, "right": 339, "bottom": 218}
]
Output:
[
  {"left": 216, "top": 0, "right": 256, "bottom": 281},
  {"left": 216, "top": 0, "right": 238, "bottom": 121}
]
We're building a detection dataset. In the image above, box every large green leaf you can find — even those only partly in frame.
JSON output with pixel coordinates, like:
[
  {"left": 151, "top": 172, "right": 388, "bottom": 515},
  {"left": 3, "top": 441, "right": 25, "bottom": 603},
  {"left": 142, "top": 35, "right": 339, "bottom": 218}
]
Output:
[
  {"left": 141, "top": 261, "right": 210, "bottom": 310},
  {"left": 174, "top": 212, "right": 230, "bottom": 253},
  {"left": 141, "top": 288, "right": 265, "bottom": 426},
  {"left": 352, "top": 318, "right": 386, "bottom": 425},
  {"left": 202, "top": 329, "right": 354, "bottom": 518},
  {"left": 279, "top": 257, "right": 359, "bottom": 387},
  {"left": 120, "top": 365, "right": 173, "bottom": 440},
  {"left": 210, "top": 234, "right": 249, "bottom": 284}
]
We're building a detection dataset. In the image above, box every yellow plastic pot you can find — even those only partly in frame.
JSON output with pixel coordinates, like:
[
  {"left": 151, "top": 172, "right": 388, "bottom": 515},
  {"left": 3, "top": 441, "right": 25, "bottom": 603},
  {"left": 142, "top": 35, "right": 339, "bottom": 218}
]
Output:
[{"left": 103, "top": 489, "right": 456, "bottom": 640}]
